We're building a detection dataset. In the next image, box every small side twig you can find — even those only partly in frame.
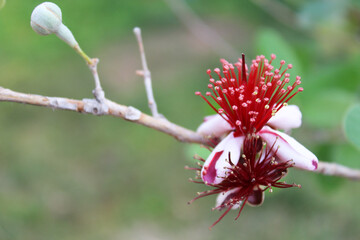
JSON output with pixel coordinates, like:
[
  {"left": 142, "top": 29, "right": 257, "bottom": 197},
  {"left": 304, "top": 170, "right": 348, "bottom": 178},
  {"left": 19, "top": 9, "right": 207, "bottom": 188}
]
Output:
[
  {"left": 133, "top": 27, "right": 161, "bottom": 118},
  {"left": 73, "top": 45, "right": 107, "bottom": 105},
  {"left": 88, "top": 58, "right": 106, "bottom": 105}
]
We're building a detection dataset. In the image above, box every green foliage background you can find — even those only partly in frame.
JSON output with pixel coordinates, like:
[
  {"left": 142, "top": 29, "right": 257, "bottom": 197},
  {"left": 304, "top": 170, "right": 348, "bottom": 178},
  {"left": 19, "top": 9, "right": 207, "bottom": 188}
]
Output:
[{"left": 0, "top": 0, "right": 360, "bottom": 239}]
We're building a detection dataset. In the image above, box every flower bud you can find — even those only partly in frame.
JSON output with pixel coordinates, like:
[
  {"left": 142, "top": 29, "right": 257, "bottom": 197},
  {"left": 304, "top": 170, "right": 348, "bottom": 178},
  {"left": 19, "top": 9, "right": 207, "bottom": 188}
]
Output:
[
  {"left": 30, "top": 2, "right": 78, "bottom": 48},
  {"left": 30, "top": 2, "right": 62, "bottom": 35},
  {"left": 55, "top": 24, "right": 78, "bottom": 48}
]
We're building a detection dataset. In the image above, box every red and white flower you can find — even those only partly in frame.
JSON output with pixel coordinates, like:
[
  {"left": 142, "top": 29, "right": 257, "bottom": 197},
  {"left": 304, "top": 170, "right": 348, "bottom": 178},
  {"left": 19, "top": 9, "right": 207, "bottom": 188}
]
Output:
[
  {"left": 189, "top": 54, "right": 318, "bottom": 228},
  {"left": 195, "top": 55, "right": 318, "bottom": 186}
]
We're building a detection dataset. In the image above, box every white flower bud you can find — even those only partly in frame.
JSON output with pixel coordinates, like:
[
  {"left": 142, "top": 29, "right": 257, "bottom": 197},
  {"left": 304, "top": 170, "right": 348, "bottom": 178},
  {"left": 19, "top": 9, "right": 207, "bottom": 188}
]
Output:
[
  {"left": 30, "top": 2, "right": 78, "bottom": 48},
  {"left": 30, "top": 2, "right": 62, "bottom": 35}
]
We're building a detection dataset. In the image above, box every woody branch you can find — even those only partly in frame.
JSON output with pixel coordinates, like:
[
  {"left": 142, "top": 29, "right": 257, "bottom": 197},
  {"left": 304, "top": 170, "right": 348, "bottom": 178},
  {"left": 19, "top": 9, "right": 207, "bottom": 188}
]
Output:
[{"left": 0, "top": 86, "right": 359, "bottom": 180}]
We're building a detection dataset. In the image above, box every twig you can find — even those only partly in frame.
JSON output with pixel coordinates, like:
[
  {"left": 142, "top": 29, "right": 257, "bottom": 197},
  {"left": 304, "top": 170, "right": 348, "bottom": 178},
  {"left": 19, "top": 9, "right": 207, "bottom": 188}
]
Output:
[
  {"left": 164, "top": 0, "right": 240, "bottom": 58},
  {"left": 88, "top": 59, "right": 103, "bottom": 100},
  {"left": 73, "top": 45, "right": 107, "bottom": 106},
  {"left": 133, "top": 27, "right": 161, "bottom": 118},
  {"left": 0, "top": 86, "right": 204, "bottom": 144},
  {"left": 0, "top": 86, "right": 359, "bottom": 181},
  {"left": 88, "top": 58, "right": 107, "bottom": 105},
  {"left": 314, "top": 162, "right": 360, "bottom": 181}
]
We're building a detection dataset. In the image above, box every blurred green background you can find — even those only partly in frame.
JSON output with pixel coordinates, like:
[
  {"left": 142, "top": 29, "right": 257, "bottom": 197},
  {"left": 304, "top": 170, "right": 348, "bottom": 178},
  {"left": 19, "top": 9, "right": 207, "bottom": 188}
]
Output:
[{"left": 0, "top": 0, "right": 360, "bottom": 239}]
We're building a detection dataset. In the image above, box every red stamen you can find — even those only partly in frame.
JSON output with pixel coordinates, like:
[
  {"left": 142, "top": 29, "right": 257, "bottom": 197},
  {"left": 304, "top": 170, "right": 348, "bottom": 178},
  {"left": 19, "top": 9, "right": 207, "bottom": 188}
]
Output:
[{"left": 196, "top": 54, "right": 302, "bottom": 135}]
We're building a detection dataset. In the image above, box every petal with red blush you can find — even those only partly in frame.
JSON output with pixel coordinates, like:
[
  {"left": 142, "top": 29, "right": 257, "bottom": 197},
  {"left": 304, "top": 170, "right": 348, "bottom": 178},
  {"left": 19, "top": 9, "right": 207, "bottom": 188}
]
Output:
[
  {"left": 201, "top": 133, "right": 244, "bottom": 185},
  {"left": 259, "top": 126, "right": 318, "bottom": 171}
]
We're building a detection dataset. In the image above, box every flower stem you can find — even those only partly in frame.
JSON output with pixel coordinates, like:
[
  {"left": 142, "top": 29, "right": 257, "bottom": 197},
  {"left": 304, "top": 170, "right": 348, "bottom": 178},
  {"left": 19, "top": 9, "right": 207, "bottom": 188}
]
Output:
[{"left": 74, "top": 45, "right": 94, "bottom": 66}]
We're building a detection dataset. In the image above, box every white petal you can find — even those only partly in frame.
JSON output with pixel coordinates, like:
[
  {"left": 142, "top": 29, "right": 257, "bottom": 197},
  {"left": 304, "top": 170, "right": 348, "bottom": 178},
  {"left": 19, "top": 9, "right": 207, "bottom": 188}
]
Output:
[
  {"left": 267, "top": 105, "right": 302, "bottom": 131},
  {"left": 197, "top": 114, "right": 233, "bottom": 137},
  {"left": 201, "top": 133, "right": 244, "bottom": 185},
  {"left": 216, "top": 188, "right": 241, "bottom": 210},
  {"left": 259, "top": 126, "right": 318, "bottom": 171}
]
